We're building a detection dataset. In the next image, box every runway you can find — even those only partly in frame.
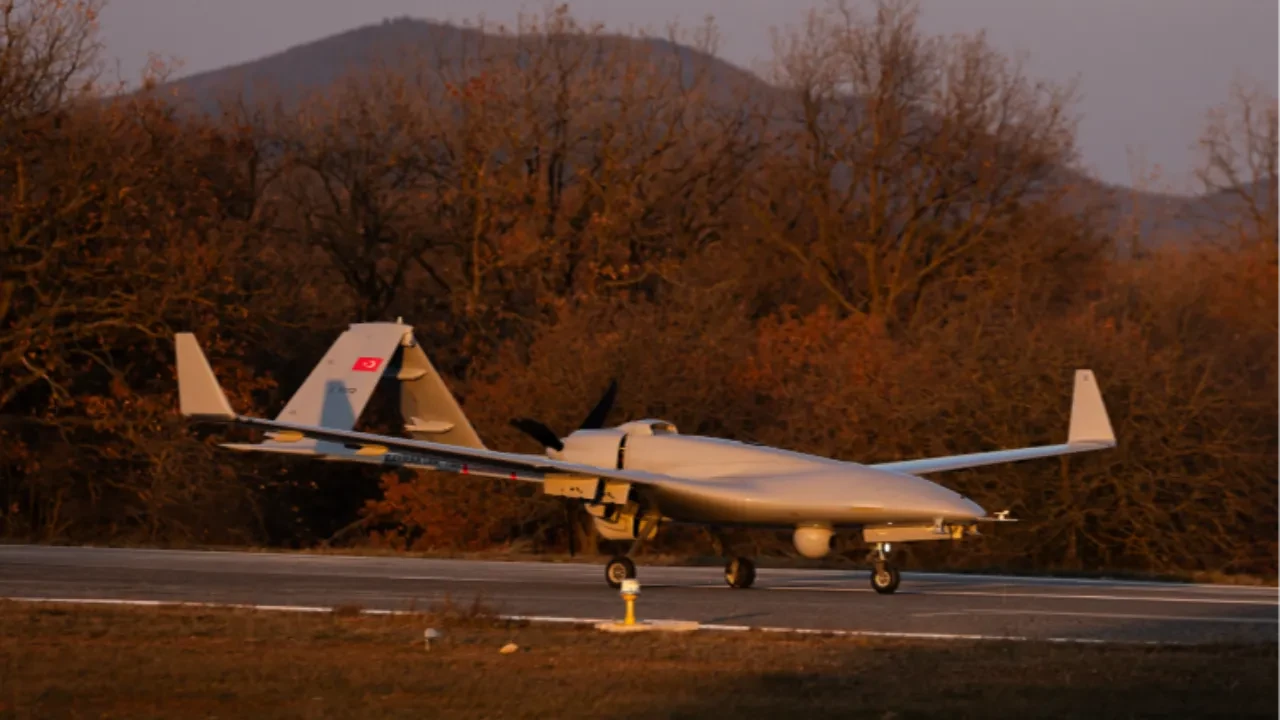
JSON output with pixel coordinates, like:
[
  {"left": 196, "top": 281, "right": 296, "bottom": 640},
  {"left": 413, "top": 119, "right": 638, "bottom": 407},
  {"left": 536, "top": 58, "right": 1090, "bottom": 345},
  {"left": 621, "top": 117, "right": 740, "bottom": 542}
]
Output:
[{"left": 1, "top": 545, "right": 1275, "bottom": 644}]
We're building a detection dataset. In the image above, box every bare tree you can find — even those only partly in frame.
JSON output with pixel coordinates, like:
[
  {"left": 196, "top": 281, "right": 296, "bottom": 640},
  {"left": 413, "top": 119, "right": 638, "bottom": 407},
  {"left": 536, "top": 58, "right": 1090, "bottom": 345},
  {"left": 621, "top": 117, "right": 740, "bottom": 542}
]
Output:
[
  {"left": 0, "top": 0, "right": 102, "bottom": 122},
  {"left": 752, "top": 0, "right": 1082, "bottom": 330},
  {"left": 271, "top": 69, "right": 445, "bottom": 323},
  {"left": 1195, "top": 77, "right": 1278, "bottom": 249}
]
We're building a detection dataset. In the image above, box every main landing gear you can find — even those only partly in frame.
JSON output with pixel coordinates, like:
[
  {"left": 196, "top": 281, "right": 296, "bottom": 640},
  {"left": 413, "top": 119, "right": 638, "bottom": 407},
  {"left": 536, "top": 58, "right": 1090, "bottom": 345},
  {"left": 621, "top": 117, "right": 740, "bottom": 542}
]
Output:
[
  {"left": 605, "top": 555, "right": 758, "bottom": 589},
  {"left": 724, "top": 556, "right": 756, "bottom": 589},
  {"left": 869, "top": 542, "right": 900, "bottom": 594},
  {"left": 712, "top": 526, "right": 756, "bottom": 589},
  {"left": 606, "top": 539, "right": 899, "bottom": 593}
]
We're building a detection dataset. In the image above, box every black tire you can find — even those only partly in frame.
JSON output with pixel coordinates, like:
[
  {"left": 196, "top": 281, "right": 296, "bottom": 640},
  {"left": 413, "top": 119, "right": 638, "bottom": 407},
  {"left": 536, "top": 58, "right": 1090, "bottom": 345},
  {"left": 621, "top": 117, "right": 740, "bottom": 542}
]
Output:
[
  {"left": 870, "top": 565, "right": 901, "bottom": 594},
  {"left": 724, "top": 556, "right": 756, "bottom": 589},
  {"left": 605, "top": 556, "right": 637, "bottom": 589}
]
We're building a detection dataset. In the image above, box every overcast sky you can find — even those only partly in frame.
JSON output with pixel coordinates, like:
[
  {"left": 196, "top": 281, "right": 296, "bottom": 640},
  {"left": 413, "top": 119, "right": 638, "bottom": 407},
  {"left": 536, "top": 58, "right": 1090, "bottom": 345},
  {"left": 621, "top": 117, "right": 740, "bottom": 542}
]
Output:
[{"left": 98, "top": 0, "right": 1277, "bottom": 193}]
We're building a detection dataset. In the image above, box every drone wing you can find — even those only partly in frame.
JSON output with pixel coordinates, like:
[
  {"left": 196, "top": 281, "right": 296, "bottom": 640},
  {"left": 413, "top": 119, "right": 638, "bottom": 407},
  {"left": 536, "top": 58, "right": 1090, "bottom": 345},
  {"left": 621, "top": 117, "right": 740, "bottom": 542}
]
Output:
[{"left": 871, "top": 370, "right": 1116, "bottom": 476}]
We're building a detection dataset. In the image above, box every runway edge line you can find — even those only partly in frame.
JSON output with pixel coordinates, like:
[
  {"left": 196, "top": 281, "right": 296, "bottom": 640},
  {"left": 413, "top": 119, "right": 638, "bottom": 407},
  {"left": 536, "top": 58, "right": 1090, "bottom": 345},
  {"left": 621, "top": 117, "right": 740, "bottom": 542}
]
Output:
[{"left": 0, "top": 596, "right": 1194, "bottom": 646}]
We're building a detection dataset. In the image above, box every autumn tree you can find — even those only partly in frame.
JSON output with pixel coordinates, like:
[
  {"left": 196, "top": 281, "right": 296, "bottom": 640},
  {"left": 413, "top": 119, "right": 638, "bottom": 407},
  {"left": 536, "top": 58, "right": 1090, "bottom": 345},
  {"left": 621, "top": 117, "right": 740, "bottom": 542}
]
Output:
[
  {"left": 751, "top": 0, "right": 1093, "bottom": 332},
  {"left": 0, "top": 1, "right": 308, "bottom": 543},
  {"left": 0, "top": 2, "right": 1272, "bottom": 580},
  {"left": 271, "top": 7, "right": 767, "bottom": 369},
  {"left": 338, "top": 9, "right": 771, "bottom": 550}
]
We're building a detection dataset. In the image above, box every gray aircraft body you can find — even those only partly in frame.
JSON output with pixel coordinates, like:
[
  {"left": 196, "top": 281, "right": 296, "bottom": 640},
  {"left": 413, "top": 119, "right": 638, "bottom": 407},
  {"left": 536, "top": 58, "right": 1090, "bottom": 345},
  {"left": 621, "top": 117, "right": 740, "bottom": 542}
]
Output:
[{"left": 175, "top": 320, "right": 1116, "bottom": 593}]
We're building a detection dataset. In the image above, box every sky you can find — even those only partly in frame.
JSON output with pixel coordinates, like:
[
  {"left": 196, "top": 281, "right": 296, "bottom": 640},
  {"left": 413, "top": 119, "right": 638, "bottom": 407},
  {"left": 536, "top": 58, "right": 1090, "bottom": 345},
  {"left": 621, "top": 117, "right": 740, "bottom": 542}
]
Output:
[{"left": 98, "top": 0, "right": 1277, "bottom": 194}]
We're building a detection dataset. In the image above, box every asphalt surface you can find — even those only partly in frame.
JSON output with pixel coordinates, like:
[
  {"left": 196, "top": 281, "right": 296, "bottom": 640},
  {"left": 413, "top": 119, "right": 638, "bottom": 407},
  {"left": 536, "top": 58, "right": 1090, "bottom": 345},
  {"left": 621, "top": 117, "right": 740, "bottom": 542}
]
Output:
[{"left": 1, "top": 545, "right": 1275, "bottom": 644}]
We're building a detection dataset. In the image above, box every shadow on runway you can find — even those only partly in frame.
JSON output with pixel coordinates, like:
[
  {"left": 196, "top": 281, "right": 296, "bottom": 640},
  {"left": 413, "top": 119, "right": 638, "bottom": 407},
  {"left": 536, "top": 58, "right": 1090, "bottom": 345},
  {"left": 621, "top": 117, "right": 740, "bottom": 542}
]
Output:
[{"left": 702, "top": 612, "right": 770, "bottom": 625}]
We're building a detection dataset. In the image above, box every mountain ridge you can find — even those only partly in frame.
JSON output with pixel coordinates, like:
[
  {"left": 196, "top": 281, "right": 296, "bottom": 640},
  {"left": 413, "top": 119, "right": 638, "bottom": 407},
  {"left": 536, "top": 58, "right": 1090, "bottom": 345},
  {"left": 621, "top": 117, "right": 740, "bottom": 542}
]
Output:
[{"left": 153, "top": 16, "right": 1262, "bottom": 244}]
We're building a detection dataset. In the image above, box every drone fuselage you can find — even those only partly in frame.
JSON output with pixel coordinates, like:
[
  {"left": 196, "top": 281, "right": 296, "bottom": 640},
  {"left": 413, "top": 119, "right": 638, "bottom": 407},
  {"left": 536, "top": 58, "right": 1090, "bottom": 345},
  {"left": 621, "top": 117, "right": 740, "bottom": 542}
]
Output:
[{"left": 550, "top": 423, "right": 984, "bottom": 527}]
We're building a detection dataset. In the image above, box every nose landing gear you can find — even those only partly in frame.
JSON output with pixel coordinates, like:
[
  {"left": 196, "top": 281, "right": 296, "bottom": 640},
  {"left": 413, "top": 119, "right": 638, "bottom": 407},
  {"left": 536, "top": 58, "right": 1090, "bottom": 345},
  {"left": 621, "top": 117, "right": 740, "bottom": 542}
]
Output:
[
  {"left": 605, "top": 556, "right": 637, "bottom": 589},
  {"left": 602, "top": 511, "right": 659, "bottom": 589},
  {"left": 868, "top": 542, "right": 900, "bottom": 594}
]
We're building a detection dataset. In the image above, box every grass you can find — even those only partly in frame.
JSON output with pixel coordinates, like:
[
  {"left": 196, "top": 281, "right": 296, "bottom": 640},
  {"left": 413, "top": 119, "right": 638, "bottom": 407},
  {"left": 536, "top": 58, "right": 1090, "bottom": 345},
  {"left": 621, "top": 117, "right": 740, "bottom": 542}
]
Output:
[{"left": 1, "top": 601, "right": 1276, "bottom": 719}]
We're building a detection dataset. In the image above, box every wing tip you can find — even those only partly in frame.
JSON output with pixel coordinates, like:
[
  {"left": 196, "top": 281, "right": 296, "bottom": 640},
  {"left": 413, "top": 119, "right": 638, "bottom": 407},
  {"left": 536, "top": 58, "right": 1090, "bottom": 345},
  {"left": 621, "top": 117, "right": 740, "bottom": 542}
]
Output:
[
  {"left": 1068, "top": 368, "right": 1116, "bottom": 447},
  {"left": 176, "top": 333, "right": 236, "bottom": 421}
]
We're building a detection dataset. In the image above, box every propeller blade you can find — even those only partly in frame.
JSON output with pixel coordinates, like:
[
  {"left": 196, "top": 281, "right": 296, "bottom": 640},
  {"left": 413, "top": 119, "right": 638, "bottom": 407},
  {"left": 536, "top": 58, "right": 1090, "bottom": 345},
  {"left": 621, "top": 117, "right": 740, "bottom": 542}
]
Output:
[
  {"left": 509, "top": 418, "right": 565, "bottom": 452},
  {"left": 578, "top": 379, "right": 618, "bottom": 430}
]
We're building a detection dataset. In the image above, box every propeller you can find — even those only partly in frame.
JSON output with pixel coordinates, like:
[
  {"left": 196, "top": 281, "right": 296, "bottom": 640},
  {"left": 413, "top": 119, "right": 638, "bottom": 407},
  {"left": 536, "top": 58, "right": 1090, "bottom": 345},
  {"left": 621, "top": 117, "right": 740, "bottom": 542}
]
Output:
[
  {"left": 508, "top": 379, "right": 619, "bottom": 558},
  {"left": 508, "top": 379, "right": 618, "bottom": 451},
  {"left": 509, "top": 418, "right": 564, "bottom": 452},
  {"left": 579, "top": 379, "right": 618, "bottom": 430}
]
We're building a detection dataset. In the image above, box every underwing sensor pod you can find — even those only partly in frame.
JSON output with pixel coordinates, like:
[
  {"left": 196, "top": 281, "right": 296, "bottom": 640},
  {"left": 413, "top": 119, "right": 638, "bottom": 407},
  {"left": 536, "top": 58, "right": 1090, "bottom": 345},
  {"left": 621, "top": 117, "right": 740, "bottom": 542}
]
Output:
[
  {"left": 174, "top": 320, "right": 1117, "bottom": 595},
  {"left": 793, "top": 525, "right": 836, "bottom": 559}
]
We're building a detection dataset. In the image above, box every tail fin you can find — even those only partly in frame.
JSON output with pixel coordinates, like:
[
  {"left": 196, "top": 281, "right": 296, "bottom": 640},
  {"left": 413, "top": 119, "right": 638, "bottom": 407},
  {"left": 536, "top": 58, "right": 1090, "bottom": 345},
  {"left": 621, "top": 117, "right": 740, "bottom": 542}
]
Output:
[
  {"left": 1067, "top": 369, "right": 1116, "bottom": 447},
  {"left": 175, "top": 333, "right": 236, "bottom": 421},
  {"left": 273, "top": 321, "right": 410, "bottom": 430},
  {"left": 397, "top": 339, "right": 486, "bottom": 449},
  {"left": 177, "top": 321, "right": 485, "bottom": 453}
]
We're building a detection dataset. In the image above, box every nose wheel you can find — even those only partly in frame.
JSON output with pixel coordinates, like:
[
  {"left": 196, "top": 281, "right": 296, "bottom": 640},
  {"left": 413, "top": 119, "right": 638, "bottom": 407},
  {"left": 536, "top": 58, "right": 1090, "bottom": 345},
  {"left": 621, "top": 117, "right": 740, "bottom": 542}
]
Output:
[
  {"left": 605, "top": 556, "right": 636, "bottom": 589},
  {"left": 868, "top": 542, "right": 900, "bottom": 594},
  {"left": 724, "top": 556, "right": 756, "bottom": 589}
]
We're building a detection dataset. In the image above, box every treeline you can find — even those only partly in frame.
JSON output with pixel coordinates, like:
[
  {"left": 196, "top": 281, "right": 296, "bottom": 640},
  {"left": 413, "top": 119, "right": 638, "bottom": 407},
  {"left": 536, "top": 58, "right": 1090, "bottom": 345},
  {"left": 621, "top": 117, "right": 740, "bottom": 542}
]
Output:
[{"left": 2, "top": 0, "right": 1275, "bottom": 577}]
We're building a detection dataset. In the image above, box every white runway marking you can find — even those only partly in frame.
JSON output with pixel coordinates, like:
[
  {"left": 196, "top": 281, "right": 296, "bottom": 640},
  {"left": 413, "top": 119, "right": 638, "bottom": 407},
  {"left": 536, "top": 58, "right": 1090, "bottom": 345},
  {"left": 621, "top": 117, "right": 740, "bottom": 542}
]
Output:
[
  {"left": 1, "top": 596, "right": 1184, "bottom": 645},
  {"left": 893, "top": 571, "right": 1279, "bottom": 592},
  {"left": 912, "top": 609, "right": 1279, "bottom": 624},
  {"left": 379, "top": 576, "right": 1277, "bottom": 608},
  {"left": 929, "top": 589, "right": 1278, "bottom": 606},
  {"left": 768, "top": 585, "right": 1279, "bottom": 606},
  {"left": 319, "top": 568, "right": 1279, "bottom": 607}
]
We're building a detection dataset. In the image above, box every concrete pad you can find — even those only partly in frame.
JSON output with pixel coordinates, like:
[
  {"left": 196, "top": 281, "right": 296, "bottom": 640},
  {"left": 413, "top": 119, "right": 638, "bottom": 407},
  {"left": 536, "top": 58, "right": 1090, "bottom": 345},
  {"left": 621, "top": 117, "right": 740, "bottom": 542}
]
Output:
[{"left": 595, "top": 619, "right": 701, "bottom": 633}]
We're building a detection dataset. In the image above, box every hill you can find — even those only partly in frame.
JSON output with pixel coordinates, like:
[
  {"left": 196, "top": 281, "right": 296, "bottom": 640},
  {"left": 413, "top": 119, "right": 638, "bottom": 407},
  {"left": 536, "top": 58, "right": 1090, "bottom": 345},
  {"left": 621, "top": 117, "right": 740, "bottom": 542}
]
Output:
[
  {"left": 161, "top": 17, "right": 767, "bottom": 114},
  {"left": 154, "top": 16, "right": 1260, "bottom": 246}
]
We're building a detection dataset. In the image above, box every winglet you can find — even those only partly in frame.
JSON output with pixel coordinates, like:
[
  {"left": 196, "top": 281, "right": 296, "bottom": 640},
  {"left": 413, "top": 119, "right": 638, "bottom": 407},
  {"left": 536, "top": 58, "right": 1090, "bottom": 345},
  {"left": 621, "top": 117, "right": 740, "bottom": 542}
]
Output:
[
  {"left": 175, "top": 333, "right": 236, "bottom": 421},
  {"left": 1067, "top": 369, "right": 1115, "bottom": 447}
]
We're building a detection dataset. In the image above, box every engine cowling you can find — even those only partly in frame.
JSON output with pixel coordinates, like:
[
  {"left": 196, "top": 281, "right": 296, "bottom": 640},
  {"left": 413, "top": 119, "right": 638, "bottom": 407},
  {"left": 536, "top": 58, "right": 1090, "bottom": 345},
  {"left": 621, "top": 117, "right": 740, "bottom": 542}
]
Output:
[
  {"left": 614, "top": 419, "right": 678, "bottom": 436},
  {"left": 554, "top": 428, "right": 624, "bottom": 468},
  {"left": 793, "top": 524, "right": 835, "bottom": 559},
  {"left": 555, "top": 421, "right": 676, "bottom": 471}
]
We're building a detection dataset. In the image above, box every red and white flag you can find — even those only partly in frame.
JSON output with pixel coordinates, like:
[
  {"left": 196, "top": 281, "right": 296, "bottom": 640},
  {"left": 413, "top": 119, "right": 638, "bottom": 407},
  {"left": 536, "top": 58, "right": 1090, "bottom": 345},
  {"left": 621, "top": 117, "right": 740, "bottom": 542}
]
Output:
[{"left": 352, "top": 357, "right": 383, "bottom": 372}]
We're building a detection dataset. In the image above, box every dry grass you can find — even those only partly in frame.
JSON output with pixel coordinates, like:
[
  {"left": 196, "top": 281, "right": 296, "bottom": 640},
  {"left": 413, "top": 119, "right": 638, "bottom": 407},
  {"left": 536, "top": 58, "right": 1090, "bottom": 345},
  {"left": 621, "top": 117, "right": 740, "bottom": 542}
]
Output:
[{"left": 1, "top": 601, "right": 1275, "bottom": 719}]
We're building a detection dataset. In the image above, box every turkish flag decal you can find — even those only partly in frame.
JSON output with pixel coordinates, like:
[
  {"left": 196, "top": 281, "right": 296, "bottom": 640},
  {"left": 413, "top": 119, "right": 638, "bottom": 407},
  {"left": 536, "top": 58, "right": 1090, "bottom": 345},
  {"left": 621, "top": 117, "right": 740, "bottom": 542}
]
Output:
[{"left": 352, "top": 357, "right": 383, "bottom": 372}]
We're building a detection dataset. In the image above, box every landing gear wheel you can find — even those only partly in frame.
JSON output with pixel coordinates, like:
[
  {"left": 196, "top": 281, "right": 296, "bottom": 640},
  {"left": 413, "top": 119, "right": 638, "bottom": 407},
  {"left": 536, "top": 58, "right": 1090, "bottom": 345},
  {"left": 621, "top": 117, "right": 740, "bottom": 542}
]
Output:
[
  {"left": 870, "top": 564, "right": 900, "bottom": 594},
  {"left": 724, "top": 556, "right": 756, "bottom": 589},
  {"left": 605, "top": 556, "right": 636, "bottom": 589}
]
